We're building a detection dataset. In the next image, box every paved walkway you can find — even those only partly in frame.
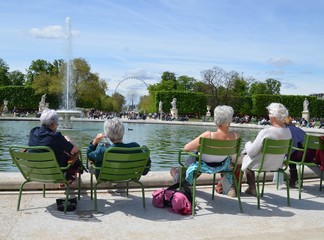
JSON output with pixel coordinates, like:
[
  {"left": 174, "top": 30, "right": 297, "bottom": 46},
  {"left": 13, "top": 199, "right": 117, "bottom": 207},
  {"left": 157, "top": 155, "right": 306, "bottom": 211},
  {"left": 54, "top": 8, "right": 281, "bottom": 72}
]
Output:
[
  {"left": 1, "top": 172, "right": 324, "bottom": 240},
  {"left": 1, "top": 117, "right": 324, "bottom": 239}
]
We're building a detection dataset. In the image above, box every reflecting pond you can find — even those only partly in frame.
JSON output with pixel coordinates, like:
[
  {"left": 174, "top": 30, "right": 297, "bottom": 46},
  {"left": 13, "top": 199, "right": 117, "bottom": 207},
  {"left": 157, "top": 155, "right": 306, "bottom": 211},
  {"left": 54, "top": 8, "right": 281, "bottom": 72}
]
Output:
[{"left": 0, "top": 120, "right": 259, "bottom": 172}]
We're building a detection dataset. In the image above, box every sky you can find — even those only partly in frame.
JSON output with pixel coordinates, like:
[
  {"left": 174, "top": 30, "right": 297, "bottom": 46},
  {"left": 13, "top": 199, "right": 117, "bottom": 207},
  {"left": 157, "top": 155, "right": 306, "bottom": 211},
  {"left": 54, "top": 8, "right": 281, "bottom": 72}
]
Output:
[{"left": 1, "top": 0, "right": 324, "bottom": 104}]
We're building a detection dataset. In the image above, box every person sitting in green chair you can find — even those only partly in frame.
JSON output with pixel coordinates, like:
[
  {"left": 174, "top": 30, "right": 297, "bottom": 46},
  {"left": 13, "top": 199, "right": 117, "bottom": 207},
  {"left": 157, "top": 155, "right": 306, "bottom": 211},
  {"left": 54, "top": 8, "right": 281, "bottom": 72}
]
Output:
[
  {"left": 28, "top": 109, "right": 81, "bottom": 183},
  {"left": 171, "top": 105, "right": 240, "bottom": 197},
  {"left": 241, "top": 103, "right": 292, "bottom": 196},
  {"left": 86, "top": 117, "right": 151, "bottom": 177}
]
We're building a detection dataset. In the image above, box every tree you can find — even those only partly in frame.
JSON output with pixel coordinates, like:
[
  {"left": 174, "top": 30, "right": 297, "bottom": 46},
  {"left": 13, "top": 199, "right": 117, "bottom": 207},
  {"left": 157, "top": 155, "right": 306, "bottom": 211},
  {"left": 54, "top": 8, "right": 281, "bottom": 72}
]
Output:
[
  {"left": 26, "top": 59, "right": 54, "bottom": 85},
  {"left": 32, "top": 72, "right": 62, "bottom": 95},
  {"left": 111, "top": 92, "right": 125, "bottom": 112},
  {"left": 0, "top": 58, "right": 11, "bottom": 86},
  {"left": 176, "top": 75, "right": 196, "bottom": 91},
  {"left": 138, "top": 95, "right": 153, "bottom": 113},
  {"left": 200, "top": 66, "right": 226, "bottom": 104},
  {"left": 8, "top": 70, "right": 25, "bottom": 86},
  {"left": 191, "top": 81, "right": 209, "bottom": 93},
  {"left": 232, "top": 78, "right": 249, "bottom": 97},
  {"left": 249, "top": 82, "right": 271, "bottom": 95},
  {"left": 265, "top": 78, "right": 281, "bottom": 95},
  {"left": 76, "top": 72, "right": 107, "bottom": 109}
]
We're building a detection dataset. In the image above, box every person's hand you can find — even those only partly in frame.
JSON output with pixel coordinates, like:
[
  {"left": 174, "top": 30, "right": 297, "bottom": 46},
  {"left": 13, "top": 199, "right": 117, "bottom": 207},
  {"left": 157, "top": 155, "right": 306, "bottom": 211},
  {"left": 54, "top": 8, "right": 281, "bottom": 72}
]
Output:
[{"left": 92, "top": 133, "right": 106, "bottom": 145}]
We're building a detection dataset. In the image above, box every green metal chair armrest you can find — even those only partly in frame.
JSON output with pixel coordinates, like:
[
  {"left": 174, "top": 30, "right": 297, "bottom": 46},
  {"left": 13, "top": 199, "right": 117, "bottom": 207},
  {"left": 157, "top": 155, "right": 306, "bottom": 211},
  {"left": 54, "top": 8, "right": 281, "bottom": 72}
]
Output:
[{"left": 177, "top": 149, "right": 198, "bottom": 167}]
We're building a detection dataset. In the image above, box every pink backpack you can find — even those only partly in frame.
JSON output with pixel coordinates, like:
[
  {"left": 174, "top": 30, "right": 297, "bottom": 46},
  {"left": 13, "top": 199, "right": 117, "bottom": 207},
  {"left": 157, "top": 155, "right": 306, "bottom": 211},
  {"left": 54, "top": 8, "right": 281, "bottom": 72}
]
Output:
[{"left": 152, "top": 183, "right": 192, "bottom": 215}]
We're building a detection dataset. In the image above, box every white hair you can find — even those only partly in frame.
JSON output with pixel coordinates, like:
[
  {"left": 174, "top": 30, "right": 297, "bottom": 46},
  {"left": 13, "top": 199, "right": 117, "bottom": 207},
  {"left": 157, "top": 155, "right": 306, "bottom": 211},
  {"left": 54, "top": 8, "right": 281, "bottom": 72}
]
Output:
[
  {"left": 266, "top": 103, "right": 289, "bottom": 123},
  {"left": 104, "top": 117, "right": 125, "bottom": 142},
  {"left": 40, "top": 109, "right": 59, "bottom": 127},
  {"left": 214, "top": 105, "right": 234, "bottom": 127}
]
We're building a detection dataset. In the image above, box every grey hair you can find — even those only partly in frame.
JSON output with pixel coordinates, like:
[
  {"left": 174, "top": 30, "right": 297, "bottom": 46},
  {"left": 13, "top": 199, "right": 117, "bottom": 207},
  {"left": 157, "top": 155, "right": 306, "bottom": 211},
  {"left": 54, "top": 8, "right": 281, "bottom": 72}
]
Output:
[
  {"left": 214, "top": 105, "right": 234, "bottom": 127},
  {"left": 40, "top": 109, "right": 59, "bottom": 127},
  {"left": 266, "top": 103, "right": 289, "bottom": 123},
  {"left": 104, "top": 117, "right": 125, "bottom": 142}
]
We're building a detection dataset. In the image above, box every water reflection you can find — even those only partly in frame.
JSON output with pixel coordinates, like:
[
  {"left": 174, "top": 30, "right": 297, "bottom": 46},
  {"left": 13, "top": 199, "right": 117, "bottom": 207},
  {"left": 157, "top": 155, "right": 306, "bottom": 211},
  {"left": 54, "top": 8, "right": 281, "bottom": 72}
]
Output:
[{"left": 0, "top": 120, "right": 259, "bottom": 172}]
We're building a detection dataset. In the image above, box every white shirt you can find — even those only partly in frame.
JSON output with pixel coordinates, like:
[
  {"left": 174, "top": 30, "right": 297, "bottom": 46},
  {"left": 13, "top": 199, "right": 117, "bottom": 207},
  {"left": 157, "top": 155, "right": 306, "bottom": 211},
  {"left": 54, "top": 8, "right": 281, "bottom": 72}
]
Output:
[{"left": 241, "top": 126, "right": 292, "bottom": 171}]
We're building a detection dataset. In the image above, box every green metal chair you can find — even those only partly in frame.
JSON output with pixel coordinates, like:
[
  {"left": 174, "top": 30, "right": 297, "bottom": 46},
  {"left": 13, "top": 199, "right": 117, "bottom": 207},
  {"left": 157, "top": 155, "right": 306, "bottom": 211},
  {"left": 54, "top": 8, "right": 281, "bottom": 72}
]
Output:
[
  {"left": 288, "top": 134, "right": 324, "bottom": 199},
  {"left": 178, "top": 137, "right": 242, "bottom": 216},
  {"left": 90, "top": 146, "right": 150, "bottom": 212},
  {"left": 239, "top": 138, "right": 292, "bottom": 209},
  {"left": 9, "top": 145, "right": 82, "bottom": 214}
]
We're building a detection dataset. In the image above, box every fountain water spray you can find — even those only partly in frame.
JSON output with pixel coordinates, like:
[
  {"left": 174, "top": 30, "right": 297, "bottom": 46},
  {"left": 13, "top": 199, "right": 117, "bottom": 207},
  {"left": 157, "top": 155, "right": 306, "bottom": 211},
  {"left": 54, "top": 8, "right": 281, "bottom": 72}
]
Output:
[{"left": 56, "top": 16, "right": 81, "bottom": 128}]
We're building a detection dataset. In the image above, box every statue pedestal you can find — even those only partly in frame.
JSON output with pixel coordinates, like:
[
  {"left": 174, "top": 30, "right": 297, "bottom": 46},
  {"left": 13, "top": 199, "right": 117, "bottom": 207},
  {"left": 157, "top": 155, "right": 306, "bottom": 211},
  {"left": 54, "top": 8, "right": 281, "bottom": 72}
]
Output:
[
  {"left": 302, "top": 111, "right": 310, "bottom": 122},
  {"left": 170, "top": 108, "right": 178, "bottom": 119}
]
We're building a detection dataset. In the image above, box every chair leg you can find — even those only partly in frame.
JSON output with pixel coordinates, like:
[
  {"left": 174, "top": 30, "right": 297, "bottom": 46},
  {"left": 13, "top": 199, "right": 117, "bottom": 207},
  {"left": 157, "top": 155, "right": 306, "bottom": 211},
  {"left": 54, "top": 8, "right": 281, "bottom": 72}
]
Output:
[
  {"left": 64, "top": 186, "right": 70, "bottom": 214},
  {"left": 137, "top": 181, "right": 146, "bottom": 209},
  {"left": 297, "top": 165, "right": 303, "bottom": 200},
  {"left": 90, "top": 173, "right": 93, "bottom": 200},
  {"left": 191, "top": 178, "right": 197, "bottom": 216},
  {"left": 284, "top": 171, "right": 290, "bottom": 206},
  {"left": 320, "top": 171, "right": 323, "bottom": 191},
  {"left": 256, "top": 173, "right": 261, "bottom": 209},
  {"left": 94, "top": 183, "right": 98, "bottom": 212},
  {"left": 236, "top": 171, "right": 243, "bottom": 213},
  {"left": 43, "top": 184, "right": 46, "bottom": 197},
  {"left": 17, "top": 181, "right": 28, "bottom": 211},
  {"left": 261, "top": 172, "right": 266, "bottom": 197},
  {"left": 212, "top": 173, "right": 216, "bottom": 200},
  {"left": 301, "top": 165, "right": 305, "bottom": 188},
  {"left": 275, "top": 172, "right": 279, "bottom": 190}
]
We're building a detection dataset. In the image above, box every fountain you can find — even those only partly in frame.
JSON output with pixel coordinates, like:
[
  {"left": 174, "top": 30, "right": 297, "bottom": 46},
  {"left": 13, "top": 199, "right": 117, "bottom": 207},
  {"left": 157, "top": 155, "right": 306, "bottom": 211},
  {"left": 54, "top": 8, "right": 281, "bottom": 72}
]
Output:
[{"left": 56, "top": 16, "right": 82, "bottom": 129}]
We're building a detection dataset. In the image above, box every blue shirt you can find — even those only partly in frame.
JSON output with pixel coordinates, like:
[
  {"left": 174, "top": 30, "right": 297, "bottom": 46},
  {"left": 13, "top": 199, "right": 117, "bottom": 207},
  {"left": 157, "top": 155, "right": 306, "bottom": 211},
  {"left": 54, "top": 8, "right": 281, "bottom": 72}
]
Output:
[
  {"left": 28, "top": 126, "right": 74, "bottom": 166},
  {"left": 86, "top": 141, "right": 151, "bottom": 176},
  {"left": 286, "top": 125, "right": 305, "bottom": 151}
]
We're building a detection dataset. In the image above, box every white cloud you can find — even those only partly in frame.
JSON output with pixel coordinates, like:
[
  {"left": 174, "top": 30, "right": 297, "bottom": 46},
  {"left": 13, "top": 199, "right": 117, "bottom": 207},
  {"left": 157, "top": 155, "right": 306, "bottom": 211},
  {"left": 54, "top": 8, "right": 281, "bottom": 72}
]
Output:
[
  {"left": 268, "top": 58, "right": 295, "bottom": 68},
  {"left": 30, "top": 25, "right": 65, "bottom": 39},
  {"left": 29, "top": 25, "right": 79, "bottom": 39}
]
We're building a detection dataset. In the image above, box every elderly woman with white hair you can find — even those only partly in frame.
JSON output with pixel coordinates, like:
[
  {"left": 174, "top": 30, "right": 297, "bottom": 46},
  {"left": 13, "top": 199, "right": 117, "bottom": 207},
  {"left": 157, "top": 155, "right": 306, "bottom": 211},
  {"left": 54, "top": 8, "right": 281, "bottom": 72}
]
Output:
[
  {"left": 183, "top": 105, "right": 239, "bottom": 152},
  {"left": 241, "top": 103, "right": 292, "bottom": 196},
  {"left": 171, "top": 105, "right": 240, "bottom": 197},
  {"left": 86, "top": 117, "right": 151, "bottom": 177}
]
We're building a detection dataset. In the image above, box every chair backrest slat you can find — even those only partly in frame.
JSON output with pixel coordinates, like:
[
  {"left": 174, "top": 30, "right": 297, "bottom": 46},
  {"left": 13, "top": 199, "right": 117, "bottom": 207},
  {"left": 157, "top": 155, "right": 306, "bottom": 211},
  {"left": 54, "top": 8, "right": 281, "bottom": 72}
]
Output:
[
  {"left": 259, "top": 138, "right": 292, "bottom": 171},
  {"left": 304, "top": 135, "right": 324, "bottom": 150},
  {"left": 98, "top": 146, "right": 150, "bottom": 182},
  {"left": 197, "top": 138, "right": 241, "bottom": 165},
  {"left": 9, "top": 145, "right": 66, "bottom": 183}
]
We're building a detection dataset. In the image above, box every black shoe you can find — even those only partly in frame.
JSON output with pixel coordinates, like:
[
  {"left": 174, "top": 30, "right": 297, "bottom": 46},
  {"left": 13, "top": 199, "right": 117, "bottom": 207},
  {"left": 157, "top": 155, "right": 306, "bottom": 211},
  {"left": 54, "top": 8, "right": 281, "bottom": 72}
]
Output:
[{"left": 289, "top": 179, "right": 297, "bottom": 188}]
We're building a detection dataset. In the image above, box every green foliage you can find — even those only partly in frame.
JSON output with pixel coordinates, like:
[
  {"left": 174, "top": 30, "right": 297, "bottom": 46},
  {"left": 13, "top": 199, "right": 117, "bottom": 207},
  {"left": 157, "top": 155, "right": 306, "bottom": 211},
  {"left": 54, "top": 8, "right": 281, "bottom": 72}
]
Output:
[
  {"left": 265, "top": 78, "right": 281, "bottom": 94},
  {"left": 0, "top": 86, "right": 60, "bottom": 111},
  {"left": 249, "top": 82, "right": 271, "bottom": 95},
  {"left": 230, "top": 97, "right": 253, "bottom": 116},
  {"left": 8, "top": 70, "right": 25, "bottom": 86},
  {"left": 0, "top": 58, "right": 11, "bottom": 86},
  {"left": 138, "top": 95, "right": 154, "bottom": 113},
  {"left": 251, "top": 94, "right": 321, "bottom": 118}
]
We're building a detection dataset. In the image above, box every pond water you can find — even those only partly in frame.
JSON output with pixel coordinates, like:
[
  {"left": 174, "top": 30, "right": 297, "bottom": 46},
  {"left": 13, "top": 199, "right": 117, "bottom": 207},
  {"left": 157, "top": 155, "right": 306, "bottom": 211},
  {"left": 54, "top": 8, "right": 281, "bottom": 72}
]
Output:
[{"left": 0, "top": 120, "right": 259, "bottom": 172}]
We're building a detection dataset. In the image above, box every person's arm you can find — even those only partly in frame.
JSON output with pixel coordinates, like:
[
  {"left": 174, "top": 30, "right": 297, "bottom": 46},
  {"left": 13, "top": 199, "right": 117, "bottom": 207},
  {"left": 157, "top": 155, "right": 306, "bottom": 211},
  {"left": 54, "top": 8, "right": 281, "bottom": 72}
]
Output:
[
  {"left": 245, "top": 129, "right": 268, "bottom": 157},
  {"left": 183, "top": 131, "right": 210, "bottom": 152},
  {"left": 86, "top": 133, "right": 107, "bottom": 163}
]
